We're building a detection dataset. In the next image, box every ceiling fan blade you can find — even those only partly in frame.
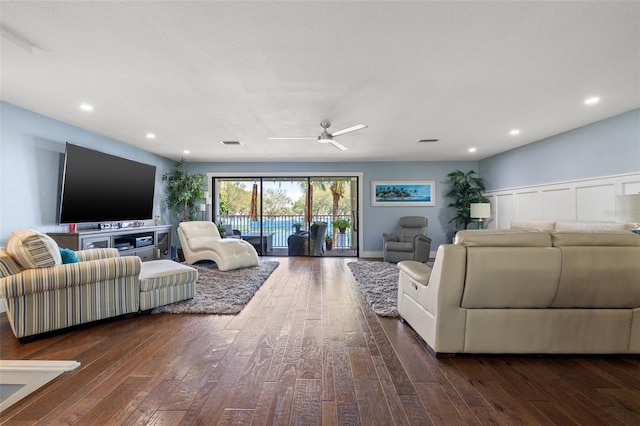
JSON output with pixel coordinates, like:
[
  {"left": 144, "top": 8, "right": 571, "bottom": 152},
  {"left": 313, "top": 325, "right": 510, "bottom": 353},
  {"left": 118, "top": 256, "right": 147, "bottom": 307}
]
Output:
[
  {"left": 329, "top": 140, "right": 348, "bottom": 151},
  {"left": 267, "top": 137, "right": 317, "bottom": 140},
  {"left": 330, "top": 124, "right": 368, "bottom": 137}
]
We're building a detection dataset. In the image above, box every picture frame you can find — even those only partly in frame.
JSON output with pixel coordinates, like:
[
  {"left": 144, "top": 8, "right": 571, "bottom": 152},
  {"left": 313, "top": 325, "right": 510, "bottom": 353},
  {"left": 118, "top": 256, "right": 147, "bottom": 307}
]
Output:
[{"left": 371, "top": 180, "right": 436, "bottom": 207}]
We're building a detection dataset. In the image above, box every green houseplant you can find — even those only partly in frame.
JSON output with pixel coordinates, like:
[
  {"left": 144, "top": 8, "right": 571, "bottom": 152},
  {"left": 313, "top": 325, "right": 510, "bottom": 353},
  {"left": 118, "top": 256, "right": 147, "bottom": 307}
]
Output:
[
  {"left": 445, "top": 170, "right": 488, "bottom": 230},
  {"left": 333, "top": 218, "right": 351, "bottom": 233},
  {"left": 324, "top": 235, "right": 333, "bottom": 250},
  {"left": 162, "top": 160, "right": 206, "bottom": 221}
]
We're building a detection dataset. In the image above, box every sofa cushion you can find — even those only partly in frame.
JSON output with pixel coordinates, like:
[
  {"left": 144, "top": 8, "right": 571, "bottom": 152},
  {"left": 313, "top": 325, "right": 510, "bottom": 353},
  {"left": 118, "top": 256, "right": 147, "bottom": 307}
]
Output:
[
  {"left": 0, "top": 248, "right": 23, "bottom": 278},
  {"left": 7, "top": 229, "right": 62, "bottom": 269},
  {"left": 385, "top": 241, "right": 415, "bottom": 253},
  {"left": 461, "top": 247, "right": 561, "bottom": 308},
  {"left": 510, "top": 220, "right": 556, "bottom": 231},
  {"left": 551, "top": 246, "right": 640, "bottom": 308},
  {"left": 454, "top": 230, "right": 552, "bottom": 247},
  {"left": 139, "top": 260, "right": 198, "bottom": 292},
  {"left": 551, "top": 231, "right": 640, "bottom": 247},
  {"left": 554, "top": 221, "right": 631, "bottom": 232}
]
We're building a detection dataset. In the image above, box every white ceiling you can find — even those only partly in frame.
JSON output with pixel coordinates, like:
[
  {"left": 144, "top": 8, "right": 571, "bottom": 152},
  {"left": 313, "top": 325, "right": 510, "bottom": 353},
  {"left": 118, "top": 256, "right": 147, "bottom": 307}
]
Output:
[{"left": 1, "top": 1, "right": 638, "bottom": 163}]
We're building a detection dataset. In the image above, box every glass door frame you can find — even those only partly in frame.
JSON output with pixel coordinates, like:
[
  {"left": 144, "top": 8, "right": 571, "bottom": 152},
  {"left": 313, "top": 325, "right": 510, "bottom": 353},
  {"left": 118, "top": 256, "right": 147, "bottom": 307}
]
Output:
[{"left": 209, "top": 172, "right": 363, "bottom": 257}]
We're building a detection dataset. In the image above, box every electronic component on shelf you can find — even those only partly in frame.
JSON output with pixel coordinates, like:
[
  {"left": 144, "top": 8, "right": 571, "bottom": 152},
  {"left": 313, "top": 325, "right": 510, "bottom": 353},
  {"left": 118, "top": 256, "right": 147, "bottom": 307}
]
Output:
[{"left": 135, "top": 236, "right": 153, "bottom": 247}]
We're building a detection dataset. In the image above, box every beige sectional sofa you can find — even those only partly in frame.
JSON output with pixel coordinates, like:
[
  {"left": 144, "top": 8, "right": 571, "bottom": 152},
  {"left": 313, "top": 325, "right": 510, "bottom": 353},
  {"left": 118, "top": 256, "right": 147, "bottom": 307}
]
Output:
[
  {"left": 397, "top": 229, "right": 640, "bottom": 355},
  {"left": 510, "top": 219, "right": 636, "bottom": 232}
]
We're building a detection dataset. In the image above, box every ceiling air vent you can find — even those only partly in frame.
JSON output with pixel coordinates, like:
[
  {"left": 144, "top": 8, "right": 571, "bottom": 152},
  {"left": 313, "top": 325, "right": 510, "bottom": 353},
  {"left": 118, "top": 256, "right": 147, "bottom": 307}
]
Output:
[
  {"left": 418, "top": 139, "right": 439, "bottom": 143},
  {"left": 220, "top": 140, "right": 243, "bottom": 146}
]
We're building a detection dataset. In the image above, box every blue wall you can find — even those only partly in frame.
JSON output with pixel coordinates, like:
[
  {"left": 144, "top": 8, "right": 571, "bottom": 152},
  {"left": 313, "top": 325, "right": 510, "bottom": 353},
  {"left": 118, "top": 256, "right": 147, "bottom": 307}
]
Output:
[
  {"left": 4, "top": 100, "right": 636, "bottom": 253},
  {"left": 479, "top": 108, "right": 640, "bottom": 191},
  {"left": 187, "top": 162, "right": 474, "bottom": 253},
  {"left": 0, "top": 102, "right": 175, "bottom": 245},
  {"left": 0, "top": 101, "right": 476, "bottom": 252}
]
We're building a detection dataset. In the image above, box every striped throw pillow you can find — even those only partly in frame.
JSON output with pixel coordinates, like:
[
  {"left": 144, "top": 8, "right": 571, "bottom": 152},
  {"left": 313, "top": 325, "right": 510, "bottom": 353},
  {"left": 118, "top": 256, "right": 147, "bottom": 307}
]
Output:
[
  {"left": 0, "top": 248, "right": 23, "bottom": 277},
  {"left": 7, "top": 229, "right": 62, "bottom": 269}
]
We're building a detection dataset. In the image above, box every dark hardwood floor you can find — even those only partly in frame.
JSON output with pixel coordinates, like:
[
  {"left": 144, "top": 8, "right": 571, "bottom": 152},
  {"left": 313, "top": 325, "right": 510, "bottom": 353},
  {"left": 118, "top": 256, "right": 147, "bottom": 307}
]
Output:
[{"left": 1, "top": 257, "right": 639, "bottom": 425}]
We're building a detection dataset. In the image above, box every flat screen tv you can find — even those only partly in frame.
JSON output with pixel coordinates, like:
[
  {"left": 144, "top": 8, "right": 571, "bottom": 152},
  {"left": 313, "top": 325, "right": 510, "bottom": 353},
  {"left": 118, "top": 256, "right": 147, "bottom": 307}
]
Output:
[{"left": 59, "top": 143, "right": 156, "bottom": 224}]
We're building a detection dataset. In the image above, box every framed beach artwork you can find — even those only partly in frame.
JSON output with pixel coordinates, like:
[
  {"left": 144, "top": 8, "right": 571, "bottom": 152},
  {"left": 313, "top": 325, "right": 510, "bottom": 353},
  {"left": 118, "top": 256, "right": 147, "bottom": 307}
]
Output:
[{"left": 371, "top": 180, "right": 436, "bottom": 207}]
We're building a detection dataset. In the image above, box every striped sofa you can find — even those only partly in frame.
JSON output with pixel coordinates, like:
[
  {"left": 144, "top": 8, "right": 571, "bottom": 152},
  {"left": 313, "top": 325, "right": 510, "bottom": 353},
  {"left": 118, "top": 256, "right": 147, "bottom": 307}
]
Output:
[{"left": 0, "top": 229, "right": 197, "bottom": 340}]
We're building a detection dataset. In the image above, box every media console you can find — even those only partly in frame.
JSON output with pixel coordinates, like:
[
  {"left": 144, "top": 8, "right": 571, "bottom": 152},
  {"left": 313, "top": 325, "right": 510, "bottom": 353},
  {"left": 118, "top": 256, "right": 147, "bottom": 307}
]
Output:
[{"left": 48, "top": 225, "right": 171, "bottom": 262}]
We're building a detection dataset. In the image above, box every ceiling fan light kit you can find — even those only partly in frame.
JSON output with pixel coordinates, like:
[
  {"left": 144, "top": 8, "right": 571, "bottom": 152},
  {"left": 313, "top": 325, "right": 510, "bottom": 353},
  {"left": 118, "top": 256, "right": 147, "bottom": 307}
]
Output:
[{"left": 269, "top": 121, "right": 367, "bottom": 151}]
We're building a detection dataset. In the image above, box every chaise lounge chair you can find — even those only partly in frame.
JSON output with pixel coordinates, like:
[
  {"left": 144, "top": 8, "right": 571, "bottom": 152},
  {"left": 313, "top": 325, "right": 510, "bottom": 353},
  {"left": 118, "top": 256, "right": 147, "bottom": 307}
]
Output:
[{"left": 177, "top": 221, "right": 259, "bottom": 271}]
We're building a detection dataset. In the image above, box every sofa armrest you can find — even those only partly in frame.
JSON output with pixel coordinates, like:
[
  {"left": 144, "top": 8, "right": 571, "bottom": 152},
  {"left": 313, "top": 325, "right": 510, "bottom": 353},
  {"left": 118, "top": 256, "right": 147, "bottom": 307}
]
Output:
[
  {"left": 75, "top": 248, "right": 120, "bottom": 262},
  {"left": 398, "top": 244, "right": 467, "bottom": 353},
  {"left": 382, "top": 232, "right": 399, "bottom": 243},
  {"left": 422, "top": 244, "right": 468, "bottom": 353},
  {"left": 0, "top": 256, "right": 142, "bottom": 298},
  {"left": 414, "top": 234, "right": 432, "bottom": 261}
]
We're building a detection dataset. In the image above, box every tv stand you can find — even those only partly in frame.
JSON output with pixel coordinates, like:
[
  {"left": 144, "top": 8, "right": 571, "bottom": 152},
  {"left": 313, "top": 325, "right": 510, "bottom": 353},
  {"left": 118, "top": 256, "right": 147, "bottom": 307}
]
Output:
[{"left": 48, "top": 225, "right": 172, "bottom": 262}]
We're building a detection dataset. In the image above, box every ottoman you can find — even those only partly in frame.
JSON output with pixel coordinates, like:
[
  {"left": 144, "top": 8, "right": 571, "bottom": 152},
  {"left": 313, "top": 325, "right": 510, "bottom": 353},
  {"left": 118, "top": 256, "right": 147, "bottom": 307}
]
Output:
[{"left": 139, "top": 260, "right": 198, "bottom": 310}]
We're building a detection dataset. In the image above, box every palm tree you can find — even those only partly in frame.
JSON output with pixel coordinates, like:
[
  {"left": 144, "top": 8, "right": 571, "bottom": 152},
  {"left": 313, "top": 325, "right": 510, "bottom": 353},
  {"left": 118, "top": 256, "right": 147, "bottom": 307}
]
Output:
[
  {"left": 327, "top": 180, "right": 347, "bottom": 242},
  {"left": 297, "top": 178, "right": 350, "bottom": 241}
]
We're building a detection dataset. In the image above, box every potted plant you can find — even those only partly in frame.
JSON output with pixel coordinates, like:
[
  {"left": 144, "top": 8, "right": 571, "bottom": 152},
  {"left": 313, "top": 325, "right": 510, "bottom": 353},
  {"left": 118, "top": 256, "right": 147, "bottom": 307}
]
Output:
[
  {"left": 324, "top": 235, "right": 333, "bottom": 251},
  {"left": 217, "top": 223, "right": 227, "bottom": 238},
  {"left": 445, "top": 170, "right": 488, "bottom": 230},
  {"left": 333, "top": 218, "right": 351, "bottom": 233},
  {"left": 162, "top": 160, "right": 206, "bottom": 222},
  {"left": 292, "top": 222, "right": 303, "bottom": 233}
]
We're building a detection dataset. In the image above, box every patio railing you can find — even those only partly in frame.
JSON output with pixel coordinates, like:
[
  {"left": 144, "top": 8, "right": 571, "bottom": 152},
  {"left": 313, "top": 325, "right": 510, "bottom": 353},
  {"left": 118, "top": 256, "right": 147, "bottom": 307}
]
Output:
[{"left": 217, "top": 214, "right": 353, "bottom": 248}]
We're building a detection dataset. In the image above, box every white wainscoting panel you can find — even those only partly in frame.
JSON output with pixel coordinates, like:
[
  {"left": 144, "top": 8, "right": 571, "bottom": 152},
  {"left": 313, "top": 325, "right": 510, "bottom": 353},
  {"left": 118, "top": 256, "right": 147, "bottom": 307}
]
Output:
[
  {"left": 623, "top": 180, "right": 640, "bottom": 194},
  {"left": 576, "top": 184, "right": 616, "bottom": 221},
  {"left": 485, "top": 172, "right": 640, "bottom": 229},
  {"left": 516, "top": 192, "right": 541, "bottom": 220},
  {"left": 494, "top": 194, "right": 514, "bottom": 229},
  {"left": 541, "top": 188, "right": 573, "bottom": 220}
]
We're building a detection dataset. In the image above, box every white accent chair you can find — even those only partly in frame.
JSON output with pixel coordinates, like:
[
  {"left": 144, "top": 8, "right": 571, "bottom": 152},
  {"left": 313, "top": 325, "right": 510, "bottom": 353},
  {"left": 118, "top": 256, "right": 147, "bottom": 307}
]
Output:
[{"left": 177, "top": 221, "right": 259, "bottom": 271}]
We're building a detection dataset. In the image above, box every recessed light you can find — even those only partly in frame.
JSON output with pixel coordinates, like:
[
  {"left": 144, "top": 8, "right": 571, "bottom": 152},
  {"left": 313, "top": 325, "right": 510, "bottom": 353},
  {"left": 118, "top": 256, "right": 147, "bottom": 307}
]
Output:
[
  {"left": 510, "top": 129, "right": 520, "bottom": 135},
  {"left": 79, "top": 103, "right": 93, "bottom": 111},
  {"left": 183, "top": 150, "right": 190, "bottom": 154},
  {"left": 468, "top": 147, "right": 477, "bottom": 153},
  {"left": 146, "top": 133, "right": 156, "bottom": 139},
  {"left": 584, "top": 96, "right": 600, "bottom": 105}
]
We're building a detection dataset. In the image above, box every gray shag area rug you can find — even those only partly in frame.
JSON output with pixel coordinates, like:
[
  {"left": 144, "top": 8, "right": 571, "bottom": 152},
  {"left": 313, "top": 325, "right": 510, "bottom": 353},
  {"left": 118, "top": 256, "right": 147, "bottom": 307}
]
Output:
[
  {"left": 347, "top": 261, "right": 400, "bottom": 317},
  {"left": 152, "top": 260, "right": 279, "bottom": 314}
]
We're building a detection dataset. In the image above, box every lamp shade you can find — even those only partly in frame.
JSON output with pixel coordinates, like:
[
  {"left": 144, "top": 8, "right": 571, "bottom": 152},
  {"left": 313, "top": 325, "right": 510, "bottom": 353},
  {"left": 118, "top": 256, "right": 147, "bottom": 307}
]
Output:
[
  {"left": 470, "top": 203, "right": 491, "bottom": 219},
  {"left": 615, "top": 194, "right": 640, "bottom": 223}
]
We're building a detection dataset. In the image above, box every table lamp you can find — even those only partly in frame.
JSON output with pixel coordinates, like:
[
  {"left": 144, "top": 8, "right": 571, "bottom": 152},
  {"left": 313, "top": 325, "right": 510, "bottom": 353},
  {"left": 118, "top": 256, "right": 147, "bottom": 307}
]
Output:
[{"left": 470, "top": 203, "right": 491, "bottom": 229}]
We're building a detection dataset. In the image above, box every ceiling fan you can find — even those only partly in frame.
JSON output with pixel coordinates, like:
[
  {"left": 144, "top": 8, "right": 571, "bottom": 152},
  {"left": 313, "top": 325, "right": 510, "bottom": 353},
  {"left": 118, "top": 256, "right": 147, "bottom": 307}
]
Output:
[{"left": 268, "top": 121, "right": 367, "bottom": 151}]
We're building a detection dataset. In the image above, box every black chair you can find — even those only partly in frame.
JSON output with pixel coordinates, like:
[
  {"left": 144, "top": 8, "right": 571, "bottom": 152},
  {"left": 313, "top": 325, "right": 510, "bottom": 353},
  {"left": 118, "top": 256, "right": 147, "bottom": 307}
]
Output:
[
  {"left": 287, "top": 222, "right": 327, "bottom": 256},
  {"left": 221, "top": 224, "right": 241, "bottom": 239}
]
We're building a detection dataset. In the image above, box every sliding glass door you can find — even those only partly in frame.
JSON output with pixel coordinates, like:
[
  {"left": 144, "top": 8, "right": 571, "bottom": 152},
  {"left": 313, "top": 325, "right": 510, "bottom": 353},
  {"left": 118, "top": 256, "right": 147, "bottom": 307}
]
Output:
[{"left": 213, "top": 176, "right": 358, "bottom": 257}]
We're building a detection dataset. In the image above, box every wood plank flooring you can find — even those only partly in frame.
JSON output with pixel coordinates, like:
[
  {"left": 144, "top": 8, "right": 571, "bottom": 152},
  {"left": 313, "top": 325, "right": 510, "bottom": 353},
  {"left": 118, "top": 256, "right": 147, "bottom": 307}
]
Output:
[{"left": 1, "top": 257, "right": 639, "bottom": 425}]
